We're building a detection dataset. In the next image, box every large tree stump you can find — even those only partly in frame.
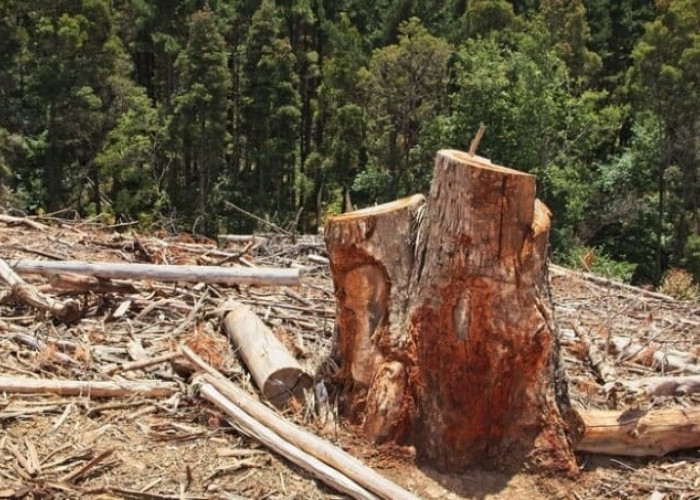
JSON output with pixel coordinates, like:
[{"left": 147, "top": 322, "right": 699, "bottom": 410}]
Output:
[{"left": 325, "top": 150, "right": 576, "bottom": 473}]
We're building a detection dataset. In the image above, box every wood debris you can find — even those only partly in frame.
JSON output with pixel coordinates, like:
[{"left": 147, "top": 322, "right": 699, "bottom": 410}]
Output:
[{"left": 1, "top": 213, "right": 699, "bottom": 499}]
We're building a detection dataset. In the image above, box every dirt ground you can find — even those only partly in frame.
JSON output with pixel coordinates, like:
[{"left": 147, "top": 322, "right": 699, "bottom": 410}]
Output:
[{"left": 1, "top": 214, "right": 699, "bottom": 499}]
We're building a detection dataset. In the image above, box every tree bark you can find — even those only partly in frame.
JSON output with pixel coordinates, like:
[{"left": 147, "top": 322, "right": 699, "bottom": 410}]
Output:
[
  {"left": 219, "top": 300, "right": 312, "bottom": 408},
  {"left": 324, "top": 194, "right": 426, "bottom": 441},
  {"left": 0, "top": 375, "right": 177, "bottom": 398},
  {"left": 11, "top": 259, "right": 299, "bottom": 287},
  {"left": 325, "top": 150, "right": 576, "bottom": 473},
  {"left": 574, "top": 407, "right": 700, "bottom": 456}
]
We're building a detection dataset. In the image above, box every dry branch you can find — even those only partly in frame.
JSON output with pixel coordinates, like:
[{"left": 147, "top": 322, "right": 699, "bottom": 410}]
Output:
[
  {"left": 10, "top": 259, "right": 299, "bottom": 287},
  {"left": 549, "top": 264, "right": 675, "bottom": 302},
  {"left": 0, "top": 214, "right": 49, "bottom": 231},
  {"left": 607, "top": 336, "right": 700, "bottom": 374},
  {"left": 575, "top": 326, "right": 616, "bottom": 384},
  {"left": 604, "top": 374, "right": 700, "bottom": 399},
  {"left": 574, "top": 407, "right": 700, "bottom": 456},
  {"left": 0, "top": 375, "right": 178, "bottom": 398},
  {"left": 219, "top": 300, "right": 312, "bottom": 408},
  {"left": 197, "top": 381, "right": 377, "bottom": 500},
  {"left": 0, "top": 258, "right": 81, "bottom": 323},
  {"left": 181, "top": 346, "right": 418, "bottom": 500}
]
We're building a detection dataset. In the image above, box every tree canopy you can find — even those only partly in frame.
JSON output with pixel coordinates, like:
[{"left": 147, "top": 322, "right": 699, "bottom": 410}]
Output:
[{"left": 0, "top": 0, "right": 698, "bottom": 286}]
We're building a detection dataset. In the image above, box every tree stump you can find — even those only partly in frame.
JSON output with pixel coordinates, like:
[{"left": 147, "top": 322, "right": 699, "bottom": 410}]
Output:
[{"left": 325, "top": 150, "right": 576, "bottom": 473}]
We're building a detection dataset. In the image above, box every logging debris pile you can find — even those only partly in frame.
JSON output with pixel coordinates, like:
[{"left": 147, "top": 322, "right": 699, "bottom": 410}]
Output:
[{"left": 0, "top": 213, "right": 699, "bottom": 499}]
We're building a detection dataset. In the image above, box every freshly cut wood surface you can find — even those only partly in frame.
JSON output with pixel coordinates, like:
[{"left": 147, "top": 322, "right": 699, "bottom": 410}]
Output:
[
  {"left": 10, "top": 259, "right": 299, "bottom": 286},
  {"left": 575, "top": 407, "right": 700, "bottom": 456},
  {"left": 219, "top": 300, "right": 312, "bottom": 408},
  {"left": 0, "top": 375, "right": 178, "bottom": 398}
]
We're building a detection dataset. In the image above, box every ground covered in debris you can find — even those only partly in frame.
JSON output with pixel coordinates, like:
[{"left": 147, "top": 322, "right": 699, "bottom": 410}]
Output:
[{"left": 1, "top": 214, "right": 699, "bottom": 499}]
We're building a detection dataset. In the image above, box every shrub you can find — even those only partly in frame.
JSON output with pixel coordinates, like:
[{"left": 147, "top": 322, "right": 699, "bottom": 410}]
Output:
[{"left": 659, "top": 268, "right": 699, "bottom": 300}]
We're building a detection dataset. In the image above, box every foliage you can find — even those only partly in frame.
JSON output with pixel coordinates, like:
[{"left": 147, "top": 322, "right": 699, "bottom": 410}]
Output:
[
  {"left": 0, "top": 0, "right": 697, "bottom": 285},
  {"left": 659, "top": 268, "right": 699, "bottom": 300}
]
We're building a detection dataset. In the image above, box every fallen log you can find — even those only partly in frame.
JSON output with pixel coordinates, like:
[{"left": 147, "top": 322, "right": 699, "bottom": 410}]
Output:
[
  {"left": 0, "top": 375, "right": 178, "bottom": 398},
  {"left": 574, "top": 407, "right": 700, "bottom": 456},
  {"left": 549, "top": 264, "right": 675, "bottom": 302},
  {"left": 181, "top": 346, "right": 418, "bottom": 500},
  {"left": 607, "top": 336, "right": 700, "bottom": 374},
  {"left": 0, "top": 213, "right": 49, "bottom": 231},
  {"left": 0, "top": 258, "right": 81, "bottom": 323},
  {"left": 197, "top": 381, "right": 377, "bottom": 500},
  {"left": 10, "top": 259, "right": 299, "bottom": 287},
  {"left": 47, "top": 273, "right": 137, "bottom": 294},
  {"left": 325, "top": 150, "right": 576, "bottom": 473},
  {"left": 218, "top": 300, "right": 312, "bottom": 408},
  {"left": 604, "top": 374, "right": 700, "bottom": 399}
]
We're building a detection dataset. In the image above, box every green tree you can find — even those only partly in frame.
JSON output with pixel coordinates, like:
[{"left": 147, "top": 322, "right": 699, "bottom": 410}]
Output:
[
  {"left": 628, "top": 0, "right": 700, "bottom": 280},
  {"left": 451, "top": 28, "right": 622, "bottom": 250},
  {"left": 359, "top": 17, "right": 452, "bottom": 202},
  {"left": 540, "top": 0, "right": 602, "bottom": 80},
  {"left": 240, "top": 0, "right": 301, "bottom": 221},
  {"left": 170, "top": 7, "right": 232, "bottom": 234}
]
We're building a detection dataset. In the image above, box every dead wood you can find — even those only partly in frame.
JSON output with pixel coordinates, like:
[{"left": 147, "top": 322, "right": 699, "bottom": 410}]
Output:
[
  {"left": 218, "top": 300, "right": 312, "bottom": 408},
  {"left": 604, "top": 374, "right": 700, "bottom": 399},
  {"left": 574, "top": 407, "right": 700, "bottom": 456},
  {"left": 103, "top": 351, "right": 182, "bottom": 375},
  {"left": 549, "top": 264, "right": 676, "bottom": 302},
  {"left": 198, "top": 381, "right": 377, "bottom": 500},
  {"left": 48, "top": 273, "right": 137, "bottom": 294},
  {"left": 0, "top": 214, "right": 49, "bottom": 231},
  {"left": 0, "top": 258, "right": 81, "bottom": 323},
  {"left": 10, "top": 259, "right": 300, "bottom": 286},
  {"left": 607, "top": 336, "right": 700, "bottom": 374},
  {"left": 0, "top": 375, "right": 178, "bottom": 398},
  {"left": 182, "top": 346, "right": 419, "bottom": 500},
  {"left": 575, "top": 326, "right": 616, "bottom": 384}
]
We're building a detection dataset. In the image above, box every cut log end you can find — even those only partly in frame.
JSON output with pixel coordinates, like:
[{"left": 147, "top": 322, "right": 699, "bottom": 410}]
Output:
[{"left": 263, "top": 369, "right": 313, "bottom": 409}]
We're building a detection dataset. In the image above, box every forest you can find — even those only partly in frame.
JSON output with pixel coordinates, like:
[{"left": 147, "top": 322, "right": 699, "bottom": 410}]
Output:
[{"left": 0, "top": 0, "right": 698, "bottom": 287}]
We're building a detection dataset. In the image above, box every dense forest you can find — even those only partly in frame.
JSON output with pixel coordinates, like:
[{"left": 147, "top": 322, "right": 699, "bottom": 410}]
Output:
[{"left": 0, "top": 0, "right": 698, "bottom": 286}]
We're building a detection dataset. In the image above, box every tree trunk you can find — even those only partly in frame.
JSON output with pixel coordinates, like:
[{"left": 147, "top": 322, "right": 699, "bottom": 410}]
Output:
[
  {"left": 325, "top": 194, "right": 425, "bottom": 441},
  {"left": 325, "top": 150, "right": 576, "bottom": 473}
]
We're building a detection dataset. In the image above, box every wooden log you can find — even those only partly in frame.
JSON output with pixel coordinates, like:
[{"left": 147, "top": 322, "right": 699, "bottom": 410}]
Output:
[
  {"left": 48, "top": 273, "right": 137, "bottom": 294},
  {"left": 604, "top": 374, "right": 700, "bottom": 399},
  {"left": 0, "top": 258, "right": 81, "bottom": 323},
  {"left": 10, "top": 259, "right": 299, "bottom": 287},
  {"left": 325, "top": 151, "right": 576, "bottom": 473},
  {"left": 217, "top": 234, "right": 265, "bottom": 243},
  {"left": 574, "top": 407, "right": 700, "bottom": 456},
  {"left": 181, "top": 346, "right": 419, "bottom": 500},
  {"left": 219, "top": 300, "right": 312, "bottom": 408},
  {"left": 324, "top": 194, "right": 425, "bottom": 440},
  {"left": 0, "top": 375, "right": 178, "bottom": 398},
  {"left": 0, "top": 214, "right": 48, "bottom": 231},
  {"left": 607, "top": 336, "right": 700, "bottom": 374},
  {"left": 197, "top": 381, "right": 377, "bottom": 500}
]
